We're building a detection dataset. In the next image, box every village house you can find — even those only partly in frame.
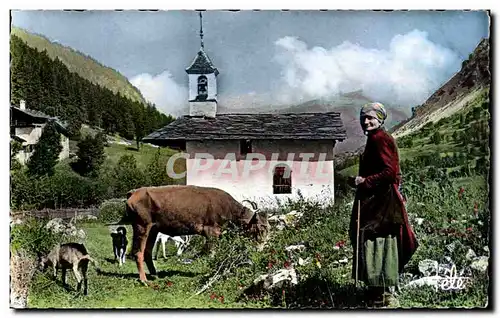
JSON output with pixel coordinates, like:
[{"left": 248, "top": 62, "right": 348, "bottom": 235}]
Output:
[
  {"left": 10, "top": 100, "right": 70, "bottom": 165},
  {"left": 143, "top": 13, "right": 346, "bottom": 207}
]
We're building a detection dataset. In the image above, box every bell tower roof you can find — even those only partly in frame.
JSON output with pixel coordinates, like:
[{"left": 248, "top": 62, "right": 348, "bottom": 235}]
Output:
[
  {"left": 185, "top": 48, "right": 219, "bottom": 75},
  {"left": 185, "top": 11, "right": 219, "bottom": 75}
]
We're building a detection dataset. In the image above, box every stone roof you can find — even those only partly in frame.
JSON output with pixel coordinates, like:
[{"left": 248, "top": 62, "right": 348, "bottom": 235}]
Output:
[
  {"left": 11, "top": 106, "right": 69, "bottom": 136},
  {"left": 143, "top": 112, "right": 346, "bottom": 147},
  {"left": 185, "top": 48, "right": 219, "bottom": 75},
  {"left": 11, "top": 106, "right": 52, "bottom": 119}
]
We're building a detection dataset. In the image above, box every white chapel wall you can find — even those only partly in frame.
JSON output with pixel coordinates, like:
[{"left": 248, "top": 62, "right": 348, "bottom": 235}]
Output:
[{"left": 185, "top": 139, "right": 335, "bottom": 208}]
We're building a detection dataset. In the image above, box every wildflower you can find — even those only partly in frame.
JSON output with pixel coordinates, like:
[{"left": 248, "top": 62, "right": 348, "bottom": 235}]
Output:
[
  {"left": 335, "top": 240, "right": 346, "bottom": 249},
  {"left": 458, "top": 187, "right": 465, "bottom": 199},
  {"left": 210, "top": 293, "right": 217, "bottom": 300},
  {"left": 284, "top": 260, "right": 291, "bottom": 269},
  {"left": 466, "top": 227, "right": 473, "bottom": 232},
  {"left": 268, "top": 262, "right": 274, "bottom": 269},
  {"left": 166, "top": 281, "right": 173, "bottom": 287},
  {"left": 219, "top": 295, "right": 224, "bottom": 303}
]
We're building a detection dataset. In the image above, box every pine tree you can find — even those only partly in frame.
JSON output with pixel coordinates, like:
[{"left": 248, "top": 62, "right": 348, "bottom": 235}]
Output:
[
  {"left": 72, "top": 132, "right": 105, "bottom": 177},
  {"left": 431, "top": 131, "right": 441, "bottom": 145},
  {"left": 10, "top": 140, "right": 23, "bottom": 171},
  {"left": 27, "top": 121, "right": 62, "bottom": 177}
]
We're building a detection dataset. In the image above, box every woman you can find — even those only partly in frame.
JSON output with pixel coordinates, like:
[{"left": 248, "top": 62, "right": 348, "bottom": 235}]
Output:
[{"left": 349, "top": 102, "right": 418, "bottom": 306}]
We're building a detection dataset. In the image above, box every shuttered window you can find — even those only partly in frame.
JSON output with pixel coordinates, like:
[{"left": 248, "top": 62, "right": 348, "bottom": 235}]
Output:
[
  {"left": 273, "top": 166, "right": 292, "bottom": 194},
  {"left": 240, "top": 139, "right": 252, "bottom": 155}
]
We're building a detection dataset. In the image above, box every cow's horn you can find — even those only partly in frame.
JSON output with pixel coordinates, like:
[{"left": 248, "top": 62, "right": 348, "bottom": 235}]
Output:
[
  {"left": 242, "top": 200, "right": 259, "bottom": 212},
  {"left": 249, "top": 200, "right": 258, "bottom": 211}
]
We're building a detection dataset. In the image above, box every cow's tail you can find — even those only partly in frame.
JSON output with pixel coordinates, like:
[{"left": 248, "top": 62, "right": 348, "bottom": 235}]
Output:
[{"left": 105, "top": 189, "right": 136, "bottom": 226}]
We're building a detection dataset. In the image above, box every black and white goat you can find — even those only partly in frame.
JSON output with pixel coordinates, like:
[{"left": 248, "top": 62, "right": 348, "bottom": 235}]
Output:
[{"left": 110, "top": 226, "right": 128, "bottom": 266}]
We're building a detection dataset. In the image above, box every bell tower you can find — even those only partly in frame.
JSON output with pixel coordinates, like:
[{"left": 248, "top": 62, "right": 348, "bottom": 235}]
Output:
[{"left": 185, "top": 11, "right": 219, "bottom": 117}]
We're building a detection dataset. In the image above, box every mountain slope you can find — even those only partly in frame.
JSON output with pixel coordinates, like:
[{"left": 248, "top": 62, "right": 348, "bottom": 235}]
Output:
[
  {"left": 10, "top": 26, "right": 147, "bottom": 105},
  {"left": 392, "top": 38, "right": 490, "bottom": 138}
]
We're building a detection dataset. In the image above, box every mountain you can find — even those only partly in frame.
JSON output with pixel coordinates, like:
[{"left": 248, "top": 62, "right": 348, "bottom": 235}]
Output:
[
  {"left": 272, "top": 92, "right": 411, "bottom": 153},
  {"left": 392, "top": 38, "right": 490, "bottom": 138},
  {"left": 336, "top": 38, "right": 491, "bottom": 176},
  {"left": 218, "top": 91, "right": 410, "bottom": 154},
  {"left": 10, "top": 27, "right": 147, "bottom": 105}
]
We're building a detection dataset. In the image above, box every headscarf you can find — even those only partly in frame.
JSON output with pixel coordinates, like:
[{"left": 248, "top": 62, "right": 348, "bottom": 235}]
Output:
[{"left": 360, "top": 102, "right": 387, "bottom": 125}]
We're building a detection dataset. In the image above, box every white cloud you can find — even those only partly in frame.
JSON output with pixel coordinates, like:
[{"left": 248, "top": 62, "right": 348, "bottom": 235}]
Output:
[
  {"left": 273, "top": 29, "right": 462, "bottom": 107},
  {"left": 130, "top": 71, "right": 188, "bottom": 116}
]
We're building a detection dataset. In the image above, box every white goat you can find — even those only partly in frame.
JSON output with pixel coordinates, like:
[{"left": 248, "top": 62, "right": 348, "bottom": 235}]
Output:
[{"left": 154, "top": 233, "right": 192, "bottom": 259}]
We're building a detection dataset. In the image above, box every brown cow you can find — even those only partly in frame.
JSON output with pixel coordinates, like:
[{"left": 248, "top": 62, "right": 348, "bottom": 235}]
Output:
[{"left": 115, "top": 185, "right": 269, "bottom": 283}]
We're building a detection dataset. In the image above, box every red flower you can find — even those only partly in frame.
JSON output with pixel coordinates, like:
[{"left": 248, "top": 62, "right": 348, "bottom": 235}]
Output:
[
  {"left": 219, "top": 295, "right": 224, "bottom": 303},
  {"left": 458, "top": 187, "right": 465, "bottom": 199},
  {"left": 210, "top": 293, "right": 217, "bottom": 300},
  {"left": 166, "top": 281, "right": 173, "bottom": 287},
  {"left": 335, "top": 240, "right": 346, "bottom": 248},
  {"left": 268, "top": 262, "right": 274, "bottom": 269},
  {"left": 284, "top": 261, "right": 291, "bottom": 269},
  {"left": 466, "top": 227, "right": 473, "bottom": 232}
]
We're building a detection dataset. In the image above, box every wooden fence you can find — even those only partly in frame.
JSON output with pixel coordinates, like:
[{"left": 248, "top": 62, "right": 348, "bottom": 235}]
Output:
[{"left": 10, "top": 208, "right": 99, "bottom": 221}]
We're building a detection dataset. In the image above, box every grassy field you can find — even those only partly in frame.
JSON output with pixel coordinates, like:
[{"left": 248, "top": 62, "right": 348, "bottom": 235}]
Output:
[
  {"left": 22, "top": 173, "right": 489, "bottom": 309},
  {"left": 103, "top": 142, "right": 181, "bottom": 170},
  {"left": 27, "top": 224, "right": 264, "bottom": 309},
  {"left": 74, "top": 125, "right": 185, "bottom": 170}
]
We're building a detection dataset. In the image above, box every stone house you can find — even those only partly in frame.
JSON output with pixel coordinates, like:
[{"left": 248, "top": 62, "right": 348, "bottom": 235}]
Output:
[{"left": 10, "top": 100, "right": 70, "bottom": 165}]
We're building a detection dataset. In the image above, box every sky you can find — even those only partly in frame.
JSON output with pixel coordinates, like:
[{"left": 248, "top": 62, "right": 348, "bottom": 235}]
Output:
[{"left": 10, "top": 10, "right": 490, "bottom": 116}]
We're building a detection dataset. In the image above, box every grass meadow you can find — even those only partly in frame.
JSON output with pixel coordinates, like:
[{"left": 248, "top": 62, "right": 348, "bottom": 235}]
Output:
[{"left": 17, "top": 174, "right": 490, "bottom": 309}]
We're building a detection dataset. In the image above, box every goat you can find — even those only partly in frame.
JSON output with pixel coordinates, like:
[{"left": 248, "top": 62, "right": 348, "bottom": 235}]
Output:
[
  {"left": 154, "top": 233, "right": 192, "bottom": 259},
  {"left": 38, "top": 243, "right": 98, "bottom": 295},
  {"left": 110, "top": 226, "right": 128, "bottom": 266}
]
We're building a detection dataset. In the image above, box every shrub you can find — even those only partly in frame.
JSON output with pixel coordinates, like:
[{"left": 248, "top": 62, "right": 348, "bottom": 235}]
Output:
[
  {"left": 145, "top": 149, "right": 173, "bottom": 186},
  {"left": 112, "top": 155, "right": 147, "bottom": 198},
  {"left": 97, "top": 198, "right": 126, "bottom": 224},
  {"left": 10, "top": 218, "right": 62, "bottom": 257},
  {"left": 10, "top": 164, "right": 107, "bottom": 210}
]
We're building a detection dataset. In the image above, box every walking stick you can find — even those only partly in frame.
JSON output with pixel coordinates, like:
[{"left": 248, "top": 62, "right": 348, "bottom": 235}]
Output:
[{"left": 355, "top": 199, "right": 361, "bottom": 288}]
